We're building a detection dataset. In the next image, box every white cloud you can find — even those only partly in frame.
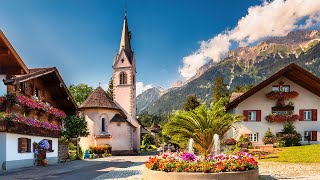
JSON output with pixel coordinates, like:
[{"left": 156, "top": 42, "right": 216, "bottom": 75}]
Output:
[
  {"left": 136, "top": 82, "right": 153, "bottom": 96},
  {"left": 180, "top": 0, "right": 320, "bottom": 79}
]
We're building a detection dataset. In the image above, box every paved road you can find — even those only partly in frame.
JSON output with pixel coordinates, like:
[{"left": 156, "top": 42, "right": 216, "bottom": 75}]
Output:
[{"left": 0, "top": 152, "right": 157, "bottom": 180}]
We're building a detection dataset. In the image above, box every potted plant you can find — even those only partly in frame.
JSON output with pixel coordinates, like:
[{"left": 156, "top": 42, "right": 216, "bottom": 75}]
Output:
[
  {"left": 262, "top": 128, "right": 276, "bottom": 145},
  {"left": 37, "top": 139, "right": 50, "bottom": 166}
]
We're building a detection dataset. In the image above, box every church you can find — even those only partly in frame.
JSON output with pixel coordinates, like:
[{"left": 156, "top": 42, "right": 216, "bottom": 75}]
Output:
[{"left": 79, "top": 13, "right": 142, "bottom": 155}]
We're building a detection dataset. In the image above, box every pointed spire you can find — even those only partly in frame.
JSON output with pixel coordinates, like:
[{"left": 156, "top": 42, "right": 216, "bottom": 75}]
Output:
[{"left": 119, "top": 10, "right": 131, "bottom": 52}]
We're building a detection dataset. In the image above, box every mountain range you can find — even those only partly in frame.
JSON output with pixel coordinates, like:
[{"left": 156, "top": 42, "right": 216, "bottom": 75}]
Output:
[{"left": 137, "top": 29, "right": 320, "bottom": 114}]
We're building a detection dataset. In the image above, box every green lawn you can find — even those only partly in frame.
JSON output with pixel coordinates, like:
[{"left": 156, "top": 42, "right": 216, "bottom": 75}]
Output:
[{"left": 260, "top": 144, "right": 320, "bottom": 163}]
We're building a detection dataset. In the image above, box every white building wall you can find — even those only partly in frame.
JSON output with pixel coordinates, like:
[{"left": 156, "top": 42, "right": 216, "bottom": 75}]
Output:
[
  {"left": 5, "top": 133, "right": 58, "bottom": 161},
  {"left": 233, "top": 76, "right": 320, "bottom": 145}
]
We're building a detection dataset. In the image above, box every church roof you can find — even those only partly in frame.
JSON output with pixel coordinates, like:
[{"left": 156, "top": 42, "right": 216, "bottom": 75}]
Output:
[
  {"left": 110, "top": 114, "right": 127, "bottom": 122},
  {"left": 79, "top": 86, "right": 122, "bottom": 110}
]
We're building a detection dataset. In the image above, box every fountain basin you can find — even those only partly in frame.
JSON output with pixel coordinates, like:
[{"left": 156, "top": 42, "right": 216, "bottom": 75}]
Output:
[{"left": 143, "top": 167, "right": 259, "bottom": 180}]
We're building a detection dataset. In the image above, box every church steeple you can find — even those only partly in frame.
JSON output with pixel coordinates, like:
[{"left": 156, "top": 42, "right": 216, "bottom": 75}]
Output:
[{"left": 119, "top": 11, "right": 131, "bottom": 53}]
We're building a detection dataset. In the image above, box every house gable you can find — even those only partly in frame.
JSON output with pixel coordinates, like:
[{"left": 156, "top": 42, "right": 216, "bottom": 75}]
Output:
[
  {"left": 227, "top": 63, "right": 320, "bottom": 110},
  {"left": 0, "top": 30, "right": 28, "bottom": 75}
]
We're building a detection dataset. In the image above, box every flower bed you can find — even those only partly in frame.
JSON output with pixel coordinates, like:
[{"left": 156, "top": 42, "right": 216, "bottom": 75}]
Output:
[
  {"left": 146, "top": 152, "right": 258, "bottom": 173},
  {"left": 88, "top": 145, "right": 112, "bottom": 158},
  {"left": 266, "top": 91, "right": 299, "bottom": 100},
  {"left": 2, "top": 94, "right": 66, "bottom": 118},
  {"left": 0, "top": 113, "right": 62, "bottom": 138},
  {"left": 265, "top": 114, "right": 299, "bottom": 122},
  {"left": 144, "top": 152, "right": 258, "bottom": 180}
]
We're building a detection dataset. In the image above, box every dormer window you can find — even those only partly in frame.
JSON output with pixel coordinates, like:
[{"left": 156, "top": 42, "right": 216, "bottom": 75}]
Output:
[
  {"left": 119, "top": 72, "right": 127, "bottom": 85},
  {"left": 121, "top": 59, "right": 124, "bottom": 63}
]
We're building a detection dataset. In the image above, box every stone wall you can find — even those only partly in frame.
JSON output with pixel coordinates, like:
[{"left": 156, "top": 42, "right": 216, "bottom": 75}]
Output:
[{"left": 58, "top": 142, "right": 69, "bottom": 162}]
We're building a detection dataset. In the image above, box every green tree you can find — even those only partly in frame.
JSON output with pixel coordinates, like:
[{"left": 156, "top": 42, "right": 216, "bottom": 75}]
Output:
[
  {"left": 233, "top": 84, "right": 254, "bottom": 93},
  {"left": 142, "top": 134, "right": 155, "bottom": 145},
  {"left": 62, "top": 115, "right": 90, "bottom": 159},
  {"left": 139, "top": 114, "right": 153, "bottom": 127},
  {"left": 183, "top": 95, "right": 200, "bottom": 111},
  {"left": 213, "top": 77, "right": 228, "bottom": 103},
  {"left": 107, "top": 77, "right": 114, "bottom": 100},
  {"left": 163, "top": 98, "right": 243, "bottom": 158},
  {"left": 68, "top": 83, "right": 93, "bottom": 105}
]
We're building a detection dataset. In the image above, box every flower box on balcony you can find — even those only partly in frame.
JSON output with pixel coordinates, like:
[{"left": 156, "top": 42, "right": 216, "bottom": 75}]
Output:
[
  {"left": 266, "top": 91, "right": 299, "bottom": 100},
  {"left": 265, "top": 114, "right": 299, "bottom": 122}
]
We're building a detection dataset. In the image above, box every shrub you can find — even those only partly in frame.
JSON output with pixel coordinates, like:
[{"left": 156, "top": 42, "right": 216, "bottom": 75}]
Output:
[
  {"left": 262, "top": 128, "right": 276, "bottom": 144},
  {"left": 68, "top": 142, "right": 76, "bottom": 150},
  {"left": 224, "top": 138, "right": 237, "bottom": 145},
  {"left": 236, "top": 134, "right": 252, "bottom": 149},
  {"left": 277, "top": 122, "right": 301, "bottom": 147}
]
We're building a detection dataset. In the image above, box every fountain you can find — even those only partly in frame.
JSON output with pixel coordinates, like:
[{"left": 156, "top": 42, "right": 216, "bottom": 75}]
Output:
[
  {"left": 188, "top": 138, "right": 194, "bottom": 154},
  {"left": 213, "top": 134, "right": 220, "bottom": 155}
]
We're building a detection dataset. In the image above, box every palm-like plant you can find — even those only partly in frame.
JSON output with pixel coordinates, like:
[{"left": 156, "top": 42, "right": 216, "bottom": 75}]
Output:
[{"left": 163, "top": 98, "right": 243, "bottom": 158}]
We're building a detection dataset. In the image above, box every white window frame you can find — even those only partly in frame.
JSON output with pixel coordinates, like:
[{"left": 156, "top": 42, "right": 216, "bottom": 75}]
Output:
[
  {"left": 248, "top": 111, "right": 257, "bottom": 121},
  {"left": 0, "top": 75, "right": 6, "bottom": 96},
  {"left": 248, "top": 133, "right": 258, "bottom": 142},
  {"left": 304, "top": 110, "right": 312, "bottom": 121}
]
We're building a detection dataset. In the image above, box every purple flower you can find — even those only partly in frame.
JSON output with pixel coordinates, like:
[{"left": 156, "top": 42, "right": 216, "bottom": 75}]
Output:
[
  {"left": 34, "top": 149, "right": 38, "bottom": 155},
  {"left": 180, "top": 152, "right": 197, "bottom": 161},
  {"left": 38, "top": 139, "right": 50, "bottom": 150}
]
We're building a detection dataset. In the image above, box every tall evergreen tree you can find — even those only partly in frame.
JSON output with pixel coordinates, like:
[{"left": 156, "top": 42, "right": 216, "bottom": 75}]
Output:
[
  {"left": 213, "top": 77, "right": 227, "bottom": 103},
  {"left": 107, "top": 77, "right": 114, "bottom": 100},
  {"left": 183, "top": 95, "right": 200, "bottom": 111}
]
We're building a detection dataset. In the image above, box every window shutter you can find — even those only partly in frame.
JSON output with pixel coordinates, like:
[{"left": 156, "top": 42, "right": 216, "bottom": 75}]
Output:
[
  {"left": 27, "top": 139, "right": 31, "bottom": 152},
  {"left": 256, "top": 110, "right": 261, "bottom": 122},
  {"left": 48, "top": 140, "right": 53, "bottom": 152},
  {"left": 312, "top": 131, "right": 317, "bottom": 141},
  {"left": 299, "top": 110, "right": 304, "bottom": 121},
  {"left": 256, "top": 132, "right": 259, "bottom": 142},
  {"left": 243, "top": 110, "right": 248, "bottom": 121},
  {"left": 18, "top": 138, "right": 23, "bottom": 153},
  {"left": 312, "top": 109, "right": 317, "bottom": 121}
]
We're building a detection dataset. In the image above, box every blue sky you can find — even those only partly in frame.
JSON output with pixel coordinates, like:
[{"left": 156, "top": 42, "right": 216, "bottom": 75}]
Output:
[{"left": 1, "top": 0, "right": 319, "bottom": 95}]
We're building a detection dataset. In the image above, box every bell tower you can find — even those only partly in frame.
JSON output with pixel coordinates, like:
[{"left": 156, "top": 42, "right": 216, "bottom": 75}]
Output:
[{"left": 112, "top": 11, "right": 136, "bottom": 118}]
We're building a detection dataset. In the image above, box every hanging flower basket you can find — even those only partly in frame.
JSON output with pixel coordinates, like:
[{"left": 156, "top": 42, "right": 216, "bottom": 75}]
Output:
[
  {"left": 265, "top": 114, "right": 299, "bottom": 122},
  {"left": 266, "top": 91, "right": 299, "bottom": 100}
]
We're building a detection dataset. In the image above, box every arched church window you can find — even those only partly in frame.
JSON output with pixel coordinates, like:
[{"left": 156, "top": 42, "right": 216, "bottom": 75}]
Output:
[
  {"left": 119, "top": 72, "right": 127, "bottom": 85},
  {"left": 102, "top": 118, "right": 106, "bottom": 132}
]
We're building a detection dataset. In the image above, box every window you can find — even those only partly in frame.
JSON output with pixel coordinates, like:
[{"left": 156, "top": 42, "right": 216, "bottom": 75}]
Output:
[
  {"left": 304, "top": 131, "right": 317, "bottom": 141},
  {"left": 272, "top": 85, "right": 290, "bottom": 92},
  {"left": 248, "top": 133, "right": 258, "bottom": 142},
  {"left": 281, "top": 85, "right": 290, "bottom": 92},
  {"left": 119, "top": 72, "right": 127, "bottom": 85},
  {"left": 102, "top": 118, "right": 106, "bottom": 132},
  {"left": 248, "top": 111, "right": 257, "bottom": 121},
  {"left": 46, "top": 139, "right": 53, "bottom": 152},
  {"left": 18, "top": 138, "right": 31, "bottom": 153},
  {"left": 304, "top": 110, "right": 312, "bottom": 121},
  {"left": 300, "top": 109, "right": 317, "bottom": 121},
  {"left": 272, "top": 85, "right": 280, "bottom": 92},
  {"left": 0, "top": 75, "right": 6, "bottom": 96},
  {"left": 35, "top": 89, "right": 41, "bottom": 98},
  {"left": 304, "top": 131, "right": 312, "bottom": 141},
  {"left": 243, "top": 110, "right": 261, "bottom": 122}
]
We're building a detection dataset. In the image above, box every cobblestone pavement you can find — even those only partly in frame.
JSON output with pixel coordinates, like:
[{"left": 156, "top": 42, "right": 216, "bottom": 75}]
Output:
[
  {"left": 92, "top": 162, "right": 144, "bottom": 180},
  {"left": 259, "top": 162, "right": 320, "bottom": 180},
  {"left": 0, "top": 152, "right": 156, "bottom": 180}
]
